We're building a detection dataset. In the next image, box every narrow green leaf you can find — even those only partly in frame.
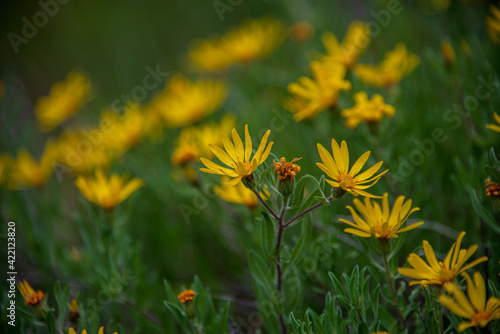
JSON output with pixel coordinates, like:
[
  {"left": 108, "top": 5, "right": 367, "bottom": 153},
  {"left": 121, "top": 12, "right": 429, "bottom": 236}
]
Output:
[{"left": 471, "top": 190, "right": 500, "bottom": 234}]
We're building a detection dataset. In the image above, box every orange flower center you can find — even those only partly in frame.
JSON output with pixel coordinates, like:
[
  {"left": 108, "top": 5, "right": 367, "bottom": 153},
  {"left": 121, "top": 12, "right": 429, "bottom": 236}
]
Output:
[
  {"left": 437, "top": 262, "right": 454, "bottom": 282},
  {"left": 25, "top": 290, "right": 45, "bottom": 306},
  {"left": 177, "top": 289, "right": 196, "bottom": 303},
  {"left": 485, "top": 178, "right": 500, "bottom": 197},
  {"left": 338, "top": 173, "right": 355, "bottom": 189},
  {"left": 471, "top": 311, "right": 490, "bottom": 324},
  {"left": 271, "top": 157, "right": 301, "bottom": 181}
]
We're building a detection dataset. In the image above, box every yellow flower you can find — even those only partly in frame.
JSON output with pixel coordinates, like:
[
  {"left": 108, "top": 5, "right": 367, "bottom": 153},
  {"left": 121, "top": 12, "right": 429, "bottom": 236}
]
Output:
[
  {"left": 439, "top": 272, "right": 500, "bottom": 332},
  {"left": 69, "top": 299, "right": 80, "bottom": 323},
  {"left": 486, "top": 112, "right": 500, "bottom": 133},
  {"left": 189, "top": 17, "right": 285, "bottom": 72},
  {"left": 441, "top": 40, "right": 455, "bottom": 66},
  {"left": 214, "top": 177, "right": 267, "bottom": 208},
  {"left": 18, "top": 279, "right": 45, "bottom": 307},
  {"left": 339, "top": 193, "right": 423, "bottom": 240},
  {"left": 200, "top": 124, "right": 273, "bottom": 186},
  {"left": 0, "top": 152, "right": 12, "bottom": 186},
  {"left": 35, "top": 70, "right": 92, "bottom": 132},
  {"left": 286, "top": 60, "right": 351, "bottom": 121},
  {"left": 75, "top": 169, "right": 144, "bottom": 210},
  {"left": 398, "top": 231, "right": 488, "bottom": 286},
  {"left": 177, "top": 289, "right": 196, "bottom": 303},
  {"left": 271, "top": 157, "right": 302, "bottom": 181},
  {"left": 149, "top": 73, "right": 227, "bottom": 128},
  {"left": 354, "top": 43, "right": 420, "bottom": 88},
  {"left": 316, "top": 139, "right": 388, "bottom": 198},
  {"left": 69, "top": 326, "right": 117, "bottom": 334},
  {"left": 321, "top": 21, "right": 370, "bottom": 69},
  {"left": 9, "top": 141, "right": 58, "bottom": 190},
  {"left": 485, "top": 178, "right": 500, "bottom": 198},
  {"left": 486, "top": 3, "right": 500, "bottom": 45},
  {"left": 341, "top": 92, "right": 395, "bottom": 129}
]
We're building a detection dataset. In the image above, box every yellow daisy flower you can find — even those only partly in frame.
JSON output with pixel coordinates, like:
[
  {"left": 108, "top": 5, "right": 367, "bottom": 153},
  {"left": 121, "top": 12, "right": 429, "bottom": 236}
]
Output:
[
  {"left": 200, "top": 125, "right": 273, "bottom": 186},
  {"left": 69, "top": 298, "right": 80, "bottom": 323},
  {"left": 354, "top": 43, "right": 420, "bottom": 88},
  {"left": 398, "top": 232, "right": 488, "bottom": 286},
  {"left": 316, "top": 138, "right": 388, "bottom": 198},
  {"left": 75, "top": 169, "right": 144, "bottom": 210},
  {"left": 69, "top": 326, "right": 117, "bottom": 334},
  {"left": 18, "top": 279, "right": 45, "bottom": 307},
  {"left": 286, "top": 60, "right": 351, "bottom": 121},
  {"left": 35, "top": 70, "right": 92, "bottom": 132},
  {"left": 321, "top": 21, "right": 370, "bottom": 69},
  {"left": 341, "top": 92, "right": 395, "bottom": 129},
  {"left": 441, "top": 40, "right": 455, "bottom": 67},
  {"left": 486, "top": 3, "right": 500, "bottom": 45},
  {"left": 486, "top": 112, "right": 500, "bottom": 133},
  {"left": 439, "top": 272, "right": 500, "bottom": 332},
  {"left": 214, "top": 177, "right": 269, "bottom": 209},
  {"left": 339, "top": 193, "right": 423, "bottom": 240}
]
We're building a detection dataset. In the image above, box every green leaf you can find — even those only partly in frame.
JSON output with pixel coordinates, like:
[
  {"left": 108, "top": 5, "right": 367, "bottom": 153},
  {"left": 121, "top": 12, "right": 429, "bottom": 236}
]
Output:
[
  {"left": 328, "top": 272, "right": 347, "bottom": 299},
  {"left": 471, "top": 190, "right": 500, "bottom": 234},
  {"left": 248, "top": 251, "right": 274, "bottom": 293},
  {"left": 260, "top": 211, "right": 275, "bottom": 260},
  {"left": 485, "top": 166, "right": 500, "bottom": 183},
  {"left": 283, "top": 218, "right": 312, "bottom": 276}
]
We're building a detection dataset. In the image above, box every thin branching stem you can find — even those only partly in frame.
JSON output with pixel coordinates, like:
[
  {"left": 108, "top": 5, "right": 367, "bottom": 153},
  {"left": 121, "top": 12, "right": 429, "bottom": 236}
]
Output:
[
  {"left": 283, "top": 195, "right": 334, "bottom": 228},
  {"left": 253, "top": 189, "right": 279, "bottom": 220}
]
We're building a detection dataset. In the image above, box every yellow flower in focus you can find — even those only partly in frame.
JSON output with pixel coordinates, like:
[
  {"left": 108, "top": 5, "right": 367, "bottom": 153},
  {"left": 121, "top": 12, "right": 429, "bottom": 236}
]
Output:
[
  {"left": 439, "top": 272, "right": 500, "bottom": 332},
  {"left": 339, "top": 193, "right": 423, "bottom": 240},
  {"left": 486, "top": 112, "right": 500, "bottom": 133},
  {"left": 341, "top": 92, "right": 395, "bottom": 129},
  {"left": 316, "top": 139, "right": 388, "bottom": 198},
  {"left": 189, "top": 17, "right": 285, "bottom": 72},
  {"left": 200, "top": 125, "right": 273, "bottom": 186},
  {"left": 486, "top": 3, "right": 500, "bottom": 45},
  {"left": 18, "top": 279, "right": 45, "bottom": 307},
  {"left": 69, "top": 326, "right": 116, "bottom": 334},
  {"left": 177, "top": 289, "right": 196, "bottom": 303},
  {"left": 354, "top": 43, "right": 419, "bottom": 88},
  {"left": 441, "top": 40, "right": 455, "bottom": 66},
  {"left": 214, "top": 177, "right": 268, "bottom": 209},
  {"left": 149, "top": 74, "right": 227, "bottom": 128},
  {"left": 321, "top": 21, "right": 370, "bottom": 69},
  {"left": 9, "top": 141, "right": 58, "bottom": 190},
  {"left": 75, "top": 169, "right": 144, "bottom": 210},
  {"left": 286, "top": 60, "right": 351, "bottom": 121},
  {"left": 398, "top": 231, "right": 488, "bottom": 286},
  {"left": 0, "top": 152, "right": 12, "bottom": 186},
  {"left": 35, "top": 70, "right": 92, "bottom": 132}
]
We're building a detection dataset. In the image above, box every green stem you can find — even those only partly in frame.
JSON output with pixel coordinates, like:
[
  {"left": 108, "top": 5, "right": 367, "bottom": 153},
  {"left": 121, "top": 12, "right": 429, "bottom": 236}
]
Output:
[
  {"left": 283, "top": 195, "right": 333, "bottom": 227},
  {"left": 383, "top": 253, "right": 407, "bottom": 329}
]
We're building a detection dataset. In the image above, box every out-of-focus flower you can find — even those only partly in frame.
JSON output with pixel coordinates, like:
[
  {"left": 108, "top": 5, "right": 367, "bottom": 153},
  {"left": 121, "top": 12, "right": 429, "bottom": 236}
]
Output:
[
  {"left": 35, "top": 70, "right": 92, "bottom": 132},
  {"left": 487, "top": 112, "right": 500, "bottom": 133},
  {"left": 398, "top": 232, "right": 488, "bottom": 286},
  {"left": 189, "top": 17, "right": 285, "bottom": 72},
  {"left": 75, "top": 169, "right": 144, "bottom": 210},
  {"left": 354, "top": 43, "right": 419, "bottom": 88},
  {"left": 18, "top": 279, "right": 45, "bottom": 307},
  {"left": 339, "top": 193, "right": 423, "bottom": 240},
  {"left": 321, "top": 21, "right": 370, "bottom": 69},
  {"left": 69, "top": 327, "right": 116, "bottom": 334},
  {"left": 9, "top": 140, "right": 58, "bottom": 189},
  {"left": 69, "top": 299, "right": 80, "bottom": 323},
  {"left": 341, "top": 92, "right": 395, "bottom": 129},
  {"left": 286, "top": 60, "right": 351, "bottom": 121},
  {"left": 439, "top": 272, "right": 500, "bottom": 332},
  {"left": 200, "top": 125, "right": 273, "bottom": 187},
  {"left": 289, "top": 21, "right": 314, "bottom": 42},
  {"left": 149, "top": 74, "right": 227, "bottom": 128},
  {"left": 441, "top": 40, "right": 455, "bottom": 66},
  {"left": 486, "top": 3, "right": 500, "bottom": 45},
  {"left": 177, "top": 289, "right": 196, "bottom": 303},
  {"left": 485, "top": 178, "right": 500, "bottom": 198},
  {"left": 316, "top": 139, "right": 388, "bottom": 198},
  {"left": 214, "top": 177, "right": 268, "bottom": 208},
  {"left": 0, "top": 152, "right": 12, "bottom": 186}
]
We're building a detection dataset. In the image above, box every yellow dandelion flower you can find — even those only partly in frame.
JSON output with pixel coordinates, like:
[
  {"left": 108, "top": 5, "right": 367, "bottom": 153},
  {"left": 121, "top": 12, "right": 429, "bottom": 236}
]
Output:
[
  {"left": 149, "top": 74, "right": 227, "bottom": 128},
  {"left": 0, "top": 152, "right": 12, "bottom": 186},
  {"left": 487, "top": 112, "right": 500, "bottom": 133},
  {"left": 9, "top": 140, "right": 58, "bottom": 190},
  {"left": 486, "top": 3, "right": 500, "bottom": 45},
  {"left": 200, "top": 124, "right": 273, "bottom": 186},
  {"left": 286, "top": 60, "right": 351, "bottom": 121},
  {"left": 316, "top": 138, "right": 388, "bottom": 198},
  {"left": 75, "top": 169, "right": 144, "bottom": 210},
  {"left": 354, "top": 43, "right": 420, "bottom": 88},
  {"left": 214, "top": 177, "right": 268, "bottom": 209},
  {"left": 398, "top": 231, "right": 488, "bottom": 286},
  {"left": 341, "top": 92, "right": 395, "bottom": 129},
  {"left": 271, "top": 157, "right": 302, "bottom": 181},
  {"left": 439, "top": 272, "right": 500, "bottom": 332},
  {"left": 177, "top": 289, "right": 196, "bottom": 303},
  {"left": 441, "top": 40, "right": 455, "bottom": 66},
  {"left": 18, "top": 279, "right": 45, "bottom": 307},
  {"left": 289, "top": 21, "right": 314, "bottom": 42},
  {"left": 486, "top": 178, "right": 500, "bottom": 198},
  {"left": 321, "top": 21, "right": 370, "bottom": 69},
  {"left": 339, "top": 193, "right": 423, "bottom": 240},
  {"left": 35, "top": 70, "right": 92, "bottom": 132},
  {"left": 69, "top": 326, "right": 116, "bottom": 334}
]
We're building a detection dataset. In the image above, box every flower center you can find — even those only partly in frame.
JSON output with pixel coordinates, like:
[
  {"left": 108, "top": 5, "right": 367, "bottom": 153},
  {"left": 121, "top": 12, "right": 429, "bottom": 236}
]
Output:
[
  {"left": 338, "top": 173, "right": 355, "bottom": 189},
  {"left": 471, "top": 311, "right": 490, "bottom": 324},
  {"left": 437, "top": 262, "right": 454, "bottom": 282}
]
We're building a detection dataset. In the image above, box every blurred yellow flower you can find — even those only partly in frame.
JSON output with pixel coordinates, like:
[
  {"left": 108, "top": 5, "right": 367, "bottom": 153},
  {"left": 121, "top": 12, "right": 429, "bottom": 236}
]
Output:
[
  {"left": 69, "top": 298, "right": 80, "bottom": 323},
  {"left": 321, "top": 21, "right": 370, "bottom": 69},
  {"left": 214, "top": 177, "right": 267, "bottom": 208},
  {"left": 398, "top": 231, "right": 488, "bottom": 286},
  {"left": 316, "top": 139, "right": 388, "bottom": 198},
  {"left": 486, "top": 3, "right": 500, "bottom": 45},
  {"left": 149, "top": 74, "right": 227, "bottom": 128},
  {"left": 9, "top": 141, "right": 58, "bottom": 190},
  {"left": 286, "top": 60, "right": 351, "bottom": 121},
  {"left": 439, "top": 272, "right": 500, "bottom": 332},
  {"left": 177, "top": 289, "right": 196, "bottom": 303},
  {"left": 289, "top": 21, "right": 314, "bottom": 42},
  {"left": 0, "top": 152, "right": 12, "bottom": 186},
  {"left": 486, "top": 112, "right": 500, "bottom": 132},
  {"left": 189, "top": 17, "right": 285, "bottom": 72},
  {"left": 341, "top": 92, "right": 395, "bottom": 129},
  {"left": 354, "top": 43, "right": 419, "bottom": 88},
  {"left": 485, "top": 178, "right": 500, "bottom": 198},
  {"left": 75, "top": 169, "right": 144, "bottom": 210},
  {"left": 18, "top": 279, "right": 45, "bottom": 307},
  {"left": 200, "top": 124, "right": 273, "bottom": 186},
  {"left": 441, "top": 40, "right": 455, "bottom": 66},
  {"left": 69, "top": 327, "right": 116, "bottom": 334},
  {"left": 35, "top": 70, "right": 92, "bottom": 132},
  {"left": 339, "top": 193, "right": 423, "bottom": 239}
]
